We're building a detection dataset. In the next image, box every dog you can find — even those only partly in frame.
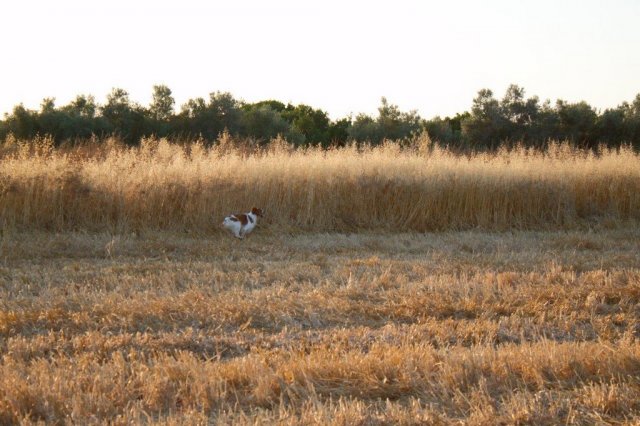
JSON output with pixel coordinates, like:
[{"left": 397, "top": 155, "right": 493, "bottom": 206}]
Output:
[{"left": 222, "top": 207, "right": 264, "bottom": 239}]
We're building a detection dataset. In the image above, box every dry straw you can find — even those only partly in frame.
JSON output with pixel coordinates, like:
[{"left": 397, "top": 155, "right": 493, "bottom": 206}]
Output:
[{"left": 1, "top": 135, "right": 639, "bottom": 233}]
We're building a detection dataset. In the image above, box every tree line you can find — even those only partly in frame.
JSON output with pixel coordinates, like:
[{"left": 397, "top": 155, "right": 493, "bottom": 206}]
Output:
[{"left": 1, "top": 84, "right": 639, "bottom": 150}]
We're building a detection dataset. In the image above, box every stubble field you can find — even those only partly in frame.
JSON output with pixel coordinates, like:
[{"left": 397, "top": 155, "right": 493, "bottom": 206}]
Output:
[{"left": 1, "top": 138, "right": 640, "bottom": 424}]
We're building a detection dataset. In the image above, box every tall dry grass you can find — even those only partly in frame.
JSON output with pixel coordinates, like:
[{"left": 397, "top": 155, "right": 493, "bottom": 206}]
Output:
[{"left": 1, "top": 135, "right": 640, "bottom": 233}]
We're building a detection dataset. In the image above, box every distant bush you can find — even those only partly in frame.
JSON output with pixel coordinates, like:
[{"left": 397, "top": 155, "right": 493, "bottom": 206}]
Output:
[
  {"left": 349, "top": 97, "right": 424, "bottom": 145},
  {"left": 1, "top": 85, "right": 640, "bottom": 150},
  {"left": 241, "top": 104, "right": 304, "bottom": 145},
  {"left": 459, "top": 85, "right": 640, "bottom": 150}
]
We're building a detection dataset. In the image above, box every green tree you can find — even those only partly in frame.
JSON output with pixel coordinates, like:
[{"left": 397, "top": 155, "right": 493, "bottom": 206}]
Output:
[
  {"left": 624, "top": 94, "right": 640, "bottom": 147},
  {"left": 556, "top": 100, "right": 597, "bottom": 147},
  {"left": 241, "top": 105, "right": 301, "bottom": 144},
  {"left": 248, "top": 100, "right": 286, "bottom": 113},
  {"left": 101, "top": 88, "right": 148, "bottom": 144},
  {"left": 462, "top": 89, "right": 506, "bottom": 148},
  {"left": 282, "top": 104, "right": 331, "bottom": 146},
  {"left": 40, "top": 97, "right": 56, "bottom": 114},
  {"left": 102, "top": 88, "right": 131, "bottom": 120},
  {"left": 149, "top": 84, "right": 175, "bottom": 122},
  {"left": 59, "top": 95, "right": 104, "bottom": 140},
  {"left": 348, "top": 98, "right": 424, "bottom": 144},
  {"left": 348, "top": 113, "right": 380, "bottom": 143},
  {"left": 180, "top": 97, "right": 207, "bottom": 118},
  {"left": 175, "top": 97, "right": 210, "bottom": 140},
  {"left": 63, "top": 95, "right": 97, "bottom": 118},
  {"left": 3, "top": 104, "right": 39, "bottom": 139},
  {"left": 328, "top": 117, "right": 351, "bottom": 146},
  {"left": 209, "top": 91, "right": 244, "bottom": 135},
  {"left": 424, "top": 117, "right": 454, "bottom": 144},
  {"left": 530, "top": 99, "right": 560, "bottom": 147},
  {"left": 501, "top": 85, "right": 542, "bottom": 145},
  {"left": 38, "top": 98, "right": 65, "bottom": 141},
  {"left": 377, "top": 97, "right": 423, "bottom": 141},
  {"left": 594, "top": 107, "right": 626, "bottom": 146}
]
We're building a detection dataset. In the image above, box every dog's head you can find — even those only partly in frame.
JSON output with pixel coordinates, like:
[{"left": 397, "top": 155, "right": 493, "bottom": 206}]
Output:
[{"left": 251, "top": 207, "right": 264, "bottom": 217}]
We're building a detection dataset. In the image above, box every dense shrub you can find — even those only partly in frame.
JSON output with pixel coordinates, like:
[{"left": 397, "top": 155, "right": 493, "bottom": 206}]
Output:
[{"left": 2, "top": 85, "right": 639, "bottom": 150}]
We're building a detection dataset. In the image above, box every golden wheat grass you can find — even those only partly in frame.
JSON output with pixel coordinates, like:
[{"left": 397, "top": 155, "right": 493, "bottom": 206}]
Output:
[
  {"left": 2, "top": 138, "right": 640, "bottom": 423},
  {"left": 1, "top": 229, "right": 640, "bottom": 424},
  {"left": 1, "top": 137, "right": 639, "bottom": 233}
]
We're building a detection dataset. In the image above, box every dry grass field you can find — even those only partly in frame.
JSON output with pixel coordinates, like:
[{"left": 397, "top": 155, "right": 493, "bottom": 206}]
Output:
[
  {"left": 1, "top": 138, "right": 640, "bottom": 424},
  {"left": 1, "top": 136, "right": 639, "bottom": 233},
  {"left": 1, "top": 230, "right": 640, "bottom": 424}
]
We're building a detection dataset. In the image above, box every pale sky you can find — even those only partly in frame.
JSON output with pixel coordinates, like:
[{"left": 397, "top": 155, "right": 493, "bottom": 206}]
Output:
[{"left": 2, "top": 0, "right": 639, "bottom": 120}]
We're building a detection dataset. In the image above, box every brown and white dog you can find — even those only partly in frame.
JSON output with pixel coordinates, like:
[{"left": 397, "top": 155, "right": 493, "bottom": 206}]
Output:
[{"left": 222, "top": 207, "right": 264, "bottom": 239}]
